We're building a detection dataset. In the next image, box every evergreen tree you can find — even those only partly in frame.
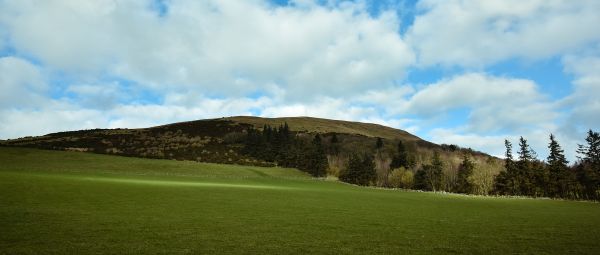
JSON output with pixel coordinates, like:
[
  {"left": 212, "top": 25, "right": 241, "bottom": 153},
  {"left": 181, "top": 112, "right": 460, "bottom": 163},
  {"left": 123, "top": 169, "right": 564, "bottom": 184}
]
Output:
[
  {"left": 429, "top": 151, "right": 444, "bottom": 192},
  {"left": 329, "top": 133, "right": 340, "bottom": 155},
  {"left": 575, "top": 129, "right": 600, "bottom": 200},
  {"left": 494, "top": 139, "right": 520, "bottom": 195},
  {"left": 413, "top": 168, "right": 429, "bottom": 191},
  {"left": 340, "top": 154, "right": 375, "bottom": 186},
  {"left": 547, "top": 134, "right": 571, "bottom": 198},
  {"left": 457, "top": 154, "right": 474, "bottom": 194},
  {"left": 390, "top": 141, "right": 409, "bottom": 169},
  {"left": 308, "top": 134, "right": 328, "bottom": 177},
  {"left": 415, "top": 151, "right": 444, "bottom": 192},
  {"left": 375, "top": 137, "right": 383, "bottom": 150},
  {"left": 577, "top": 129, "right": 600, "bottom": 165},
  {"left": 517, "top": 137, "right": 547, "bottom": 197}
]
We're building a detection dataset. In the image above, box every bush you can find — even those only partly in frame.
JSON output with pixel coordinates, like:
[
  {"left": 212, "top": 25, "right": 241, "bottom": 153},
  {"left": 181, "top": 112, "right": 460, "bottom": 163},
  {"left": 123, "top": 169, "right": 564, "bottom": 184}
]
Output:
[{"left": 388, "top": 167, "right": 414, "bottom": 189}]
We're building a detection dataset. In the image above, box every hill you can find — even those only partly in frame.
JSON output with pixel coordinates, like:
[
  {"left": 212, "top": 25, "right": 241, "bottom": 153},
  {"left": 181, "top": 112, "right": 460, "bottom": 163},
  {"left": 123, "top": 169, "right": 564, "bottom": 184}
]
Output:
[
  {"left": 0, "top": 116, "right": 502, "bottom": 193},
  {"left": 1, "top": 147, "right": 599, "bottom": 254}
]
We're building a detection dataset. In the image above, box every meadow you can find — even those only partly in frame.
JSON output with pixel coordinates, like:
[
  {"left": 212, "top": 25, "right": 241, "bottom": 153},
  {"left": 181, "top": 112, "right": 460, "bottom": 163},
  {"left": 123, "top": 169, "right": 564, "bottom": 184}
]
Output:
[{"left": 1, "top": 147, "right": 599, "bottom": 254}]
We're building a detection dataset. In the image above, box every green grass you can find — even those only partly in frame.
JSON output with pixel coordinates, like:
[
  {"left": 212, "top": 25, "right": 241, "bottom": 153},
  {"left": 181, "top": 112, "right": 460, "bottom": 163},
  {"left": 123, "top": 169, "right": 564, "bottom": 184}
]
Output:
[{"left": 1, "top": 147, "right": 599, "bottom": 254}]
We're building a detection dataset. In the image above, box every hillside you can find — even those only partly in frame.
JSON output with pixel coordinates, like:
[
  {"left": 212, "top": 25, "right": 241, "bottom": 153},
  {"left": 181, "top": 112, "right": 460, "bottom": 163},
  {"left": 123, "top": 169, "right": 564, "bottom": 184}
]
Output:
[
  {"left": 0, "top": 116, "right": 502, "bottom": 193},
  {"left": 225, "top": 116, "right": 422, "bottom": 141}
]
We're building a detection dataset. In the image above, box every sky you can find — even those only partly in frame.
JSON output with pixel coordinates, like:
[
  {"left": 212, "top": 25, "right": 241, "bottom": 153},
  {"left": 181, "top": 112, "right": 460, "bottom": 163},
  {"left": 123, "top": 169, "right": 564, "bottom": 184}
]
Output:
[{"left": 1, "top": 0, "right": 599, "bottom": 161}]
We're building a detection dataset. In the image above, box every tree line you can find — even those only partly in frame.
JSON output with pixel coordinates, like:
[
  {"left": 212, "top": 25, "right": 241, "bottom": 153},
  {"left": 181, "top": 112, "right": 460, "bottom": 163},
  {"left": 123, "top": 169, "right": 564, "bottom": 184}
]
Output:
[
  {"left": 242, "top": 123, "right": 328, "bottom": 177},
  {"left": 242, "top": 124, "right": 599, "bottom": 200}
]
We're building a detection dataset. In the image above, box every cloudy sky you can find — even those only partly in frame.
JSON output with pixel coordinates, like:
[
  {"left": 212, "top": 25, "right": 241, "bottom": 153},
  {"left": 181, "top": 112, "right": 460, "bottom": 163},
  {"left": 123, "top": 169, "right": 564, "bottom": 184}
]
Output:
[{"left": 1, "top": 0, "right": 599, "bottom": 161}]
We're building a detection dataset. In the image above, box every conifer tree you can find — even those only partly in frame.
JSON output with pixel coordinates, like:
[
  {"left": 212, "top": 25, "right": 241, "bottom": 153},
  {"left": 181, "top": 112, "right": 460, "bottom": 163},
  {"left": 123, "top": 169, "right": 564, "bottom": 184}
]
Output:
[
  {"left": 457, "top": 154, "right": 474, "bottom": 194},
  {"left": 375, "top": 137, "right": 383, "bottom": 150},
  {"left": 547, "top": 134, "right": 571, "bottom": 198},
  {"left": 390, "top": 141, "right": 409, "bottom": 169},
  {"left": 575, "top": 129, "right": 600, "bottom": 200},
  {"left": 329, "top": 133, "right": 340, "bottom": 155},
  {"left": 340, "top": 154, "right": 375, "bottom": 185},
  {"left": 494, "top": 139, "right": 515, "bottom": 195},
  {"left": 308, "top": 134, "right": 328, "bottom": 177}
]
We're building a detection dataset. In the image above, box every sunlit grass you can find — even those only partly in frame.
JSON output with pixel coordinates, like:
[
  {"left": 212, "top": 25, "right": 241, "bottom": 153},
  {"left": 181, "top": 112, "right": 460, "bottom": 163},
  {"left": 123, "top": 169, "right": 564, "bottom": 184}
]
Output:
[{"left": 1, "top": 147, "right": 599, "bottom": 254}]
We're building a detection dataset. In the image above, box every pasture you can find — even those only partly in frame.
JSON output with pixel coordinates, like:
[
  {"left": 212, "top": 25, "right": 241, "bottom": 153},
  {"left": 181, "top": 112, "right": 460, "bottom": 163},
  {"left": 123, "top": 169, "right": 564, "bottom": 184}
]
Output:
[{"left": 1, "top": 147, "right": 599, "bottom": 254}]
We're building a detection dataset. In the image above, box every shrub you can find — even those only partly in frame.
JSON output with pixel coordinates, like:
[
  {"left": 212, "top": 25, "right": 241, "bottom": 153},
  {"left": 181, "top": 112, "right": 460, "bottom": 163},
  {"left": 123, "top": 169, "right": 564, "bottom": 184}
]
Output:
[{"left": 388, "top": 167, "right": 414, "bottom": 189}]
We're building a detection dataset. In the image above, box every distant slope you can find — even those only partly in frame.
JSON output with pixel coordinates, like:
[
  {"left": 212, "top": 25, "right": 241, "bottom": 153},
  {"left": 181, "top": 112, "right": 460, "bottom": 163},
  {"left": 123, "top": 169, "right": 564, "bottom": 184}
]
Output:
[
  {"left": 224, "top": 116, "right": 421, "bottom": 141},
  {"left": 0, "top": 116, "right": 494, "bottom": 169}
]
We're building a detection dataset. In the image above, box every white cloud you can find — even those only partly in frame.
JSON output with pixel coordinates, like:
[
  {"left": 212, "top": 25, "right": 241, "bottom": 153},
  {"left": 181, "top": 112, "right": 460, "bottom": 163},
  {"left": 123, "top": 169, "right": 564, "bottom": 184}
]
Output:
[
  {"left": 560, "top": 52, "right": 600, "bottom": 139},
  {"left": 0, "top": 107, "right": 107, "bottom": 139},
  {"left": 403, "top": 73, "right": 556, "bottom": 133},
  {"left": 0, "top": 56, "right": 48, "bottom": 109},
  {"left": 407, "top": 0, "right": 600, "bottom": 67},
  {"left": 0, "top": 0, "right": 414, "bottom": 98}
]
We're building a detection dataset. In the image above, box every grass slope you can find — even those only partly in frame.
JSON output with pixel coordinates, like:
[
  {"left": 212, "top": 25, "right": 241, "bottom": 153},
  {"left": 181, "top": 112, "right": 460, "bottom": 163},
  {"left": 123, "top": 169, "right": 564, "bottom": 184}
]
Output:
[
  {"left": 225, "top": 116, "right": 422, "bottom": 141},
  {"left": 1, "top": 147, "right": 599, "bottom": 254}
]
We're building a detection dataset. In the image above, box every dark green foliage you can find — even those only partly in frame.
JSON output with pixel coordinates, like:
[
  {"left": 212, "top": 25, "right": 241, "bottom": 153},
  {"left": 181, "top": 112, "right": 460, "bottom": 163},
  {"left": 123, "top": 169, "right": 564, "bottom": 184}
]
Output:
[
  {"left": 546, "top": 134, "right": 573, "bottom": 198},
  {"left": 340, "top": 154, "right": 376, "bottom": 185},
  {"left": 415, "top": 152, "right": 444, "bottom": 191},
  {"left": 511, "top": 137, "right": 545, "bottom": 197},
  {"left": 413, "top": 168, "right": 428, "bottom": 191},
  {"left": 456, "top": 154, "right": 474, "bottom": 194},
  {"left": 328, "top": 133, "right": 340, "bottom": 155},
  {"left": 308, "top": 134, "right": 328, "bottom": 177},
  {"left": 390, "top": 140, "right": 413, "bottom": 170},
  {"left": 375, "top": 137, "right": 383, "bottom": 150},
  {"left": 494, "top": 140, "right": 516, "bottom": 195},
  {"left": 575, "top": 130, "right": 600, "bottom": 200},
  {"left": 243, "top": 124, "right": 328, "bottom": 177}
]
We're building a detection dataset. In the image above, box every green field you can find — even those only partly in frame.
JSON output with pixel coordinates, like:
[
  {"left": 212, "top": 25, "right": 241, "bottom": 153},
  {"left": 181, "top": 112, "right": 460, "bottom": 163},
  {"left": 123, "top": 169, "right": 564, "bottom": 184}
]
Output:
[{"left": 1, "top": 147, "right": 599, "bottom": 254}]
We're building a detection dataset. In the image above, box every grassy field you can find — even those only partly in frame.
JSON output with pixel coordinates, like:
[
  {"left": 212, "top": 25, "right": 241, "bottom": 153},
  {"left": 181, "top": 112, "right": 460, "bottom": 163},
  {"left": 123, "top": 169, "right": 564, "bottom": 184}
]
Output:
[{"left": 1, "top": 147, "right": 599, "bottom": 254}]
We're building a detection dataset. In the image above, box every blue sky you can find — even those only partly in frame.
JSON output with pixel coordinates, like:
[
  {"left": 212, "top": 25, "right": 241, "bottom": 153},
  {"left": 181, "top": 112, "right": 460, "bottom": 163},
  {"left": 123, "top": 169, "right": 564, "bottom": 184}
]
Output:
[{"left": 1, "top": 0, "right": 599, "bottom": 161}]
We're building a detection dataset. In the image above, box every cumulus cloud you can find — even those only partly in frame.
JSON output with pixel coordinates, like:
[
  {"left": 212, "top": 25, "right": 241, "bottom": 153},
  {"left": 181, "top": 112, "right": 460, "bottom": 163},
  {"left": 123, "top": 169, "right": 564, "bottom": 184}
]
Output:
[
  {"left": 0, "top": 57, "right": 48, "bottom": 109},
  {"left": 560, "top": 51, "right": 600, "bottom": 137},
  {"left": 402, "top": 73, "right": 555, "bottom": 133},
  {"left": 406, "top": 0, "right": 600, "bottom": 67},
  {"left": 0, "top": 0, "right": 414, "bottom": 98}
]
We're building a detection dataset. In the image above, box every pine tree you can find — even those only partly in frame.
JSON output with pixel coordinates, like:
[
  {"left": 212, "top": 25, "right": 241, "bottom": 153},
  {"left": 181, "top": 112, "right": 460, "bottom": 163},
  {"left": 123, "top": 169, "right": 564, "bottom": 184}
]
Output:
[
  {"left": 329, "top": 133, "right": 340, "bottom": 155},
  {"left": 575, "top": 129, "right": 600, "bottom": 200},
  {"left": 308, "top": 134, "right": 328, "bottom": 177},
  {"left": 547, "top": 134, "right": 571, "bottom": 198},
  {"left": 517, "top": 137, "right": 546, "bottom": 197},
  {"left": 375, "top": 137, "right": 383, "bottom": 150},
  {"left": 340, "top": 154, "right": 375, "bottom": 186},
  {"left": 457, "top": 154, "right": 474, "bottom": 194},
  {"left": 415, "top": 151, "right": 444, "bottom": 192},
  {"left": 390, "top": 141, "right": 409, "bottom": 169},
  {"left": 494, "top": 140, "right": 514, "bottom": 195}
]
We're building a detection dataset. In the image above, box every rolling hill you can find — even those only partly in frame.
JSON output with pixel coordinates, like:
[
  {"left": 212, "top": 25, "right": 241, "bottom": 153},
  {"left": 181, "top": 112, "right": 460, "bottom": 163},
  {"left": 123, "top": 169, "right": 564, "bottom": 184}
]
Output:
[{"left": 0, "top": 116, "right": 502, "bottom": 193}]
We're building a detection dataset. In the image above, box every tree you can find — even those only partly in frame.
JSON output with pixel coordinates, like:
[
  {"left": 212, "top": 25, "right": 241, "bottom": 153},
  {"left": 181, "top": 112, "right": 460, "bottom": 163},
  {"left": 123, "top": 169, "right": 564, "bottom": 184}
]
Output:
[
  {"left": 340, "top": 154, "right": 376, "bottom": 186},
  {"left": 456, "top": 154, "right": 474, "bottom": 194},
  {"left": 429, "top": 151, "right": 444, "bottom": 192},
  {"left": 577, "top": 129, "right": 600, "bottom": 165},
  {"left": 546, "top": 134, "right": 571, "bottom": 198},
  {"left": 517, "top": 137, "right": 535, "bottom": 196},
  {"left": 375, "top": 137, "right": 383, "bottom": 150},
  {"left": 390, "top": 141, "right": 410, "bottom": 169},
  {"left": 307, "top": 134, "right": 328, "bottom": 177},
  {"left": 516, "top": 137, "right": 547, "bottom": 197},
  {"left": 415, "top": 151, "right": 444, "bottom": 192},
  {"left": 494, "top": 139, "right": 515, "bottom": 195},
  {"left": 575, "top": 129, "right": 600, "bottom": 200},
  {"left": 329, "top": 133, "right": 340, "bottom": 154},
  {"left": 388, "top": 167, "right": 414, "bottom": 189}
]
